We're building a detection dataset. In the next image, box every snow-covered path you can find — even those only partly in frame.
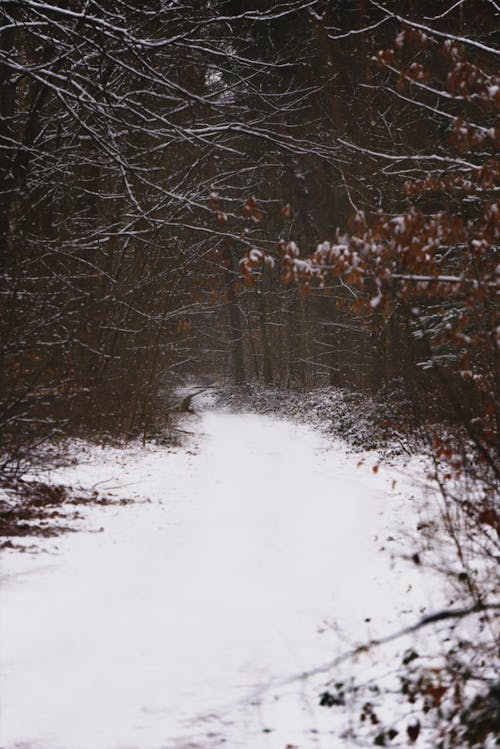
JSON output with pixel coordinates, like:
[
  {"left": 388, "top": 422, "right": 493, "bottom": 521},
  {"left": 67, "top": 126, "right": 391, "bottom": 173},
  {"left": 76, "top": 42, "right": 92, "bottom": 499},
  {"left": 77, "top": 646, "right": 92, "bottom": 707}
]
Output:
[{"left": 0, "top": 412, "right": 427, "bottom": 749}]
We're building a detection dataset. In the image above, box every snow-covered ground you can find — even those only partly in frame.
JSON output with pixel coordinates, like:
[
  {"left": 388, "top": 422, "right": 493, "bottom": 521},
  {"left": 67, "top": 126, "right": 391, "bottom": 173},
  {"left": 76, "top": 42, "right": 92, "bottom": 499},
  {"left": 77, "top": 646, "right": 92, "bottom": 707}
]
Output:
[{"left": 0, "top": 409, "right": 439, "bottom": 749}]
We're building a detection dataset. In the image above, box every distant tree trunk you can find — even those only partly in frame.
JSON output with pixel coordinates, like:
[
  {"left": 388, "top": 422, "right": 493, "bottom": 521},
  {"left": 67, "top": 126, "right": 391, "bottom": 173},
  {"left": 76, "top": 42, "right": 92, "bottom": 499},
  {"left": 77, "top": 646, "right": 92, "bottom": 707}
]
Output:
[
  {"left": 247, "top": 315, "right": 260, "bottom": 380},
  {"left": 222, "top": 243, "right": 246, "bottom": 385},
  {"left": 0, "top": 22, "right": 16, "bottom": 405},
  {"left": 0, "top": 21, "right": 15, "bottom": 274},
  {"left": 297, "top": 283, "right": 313, "bottom": 390},
  {"left": 260, "top": 266, "right": 273, "bottom": 385},
  {"left": 276, "top": 311, "right": 288, "bottom": 387},
  {"left": 227, "top": 285, "right": 246, "bottom": 385}
]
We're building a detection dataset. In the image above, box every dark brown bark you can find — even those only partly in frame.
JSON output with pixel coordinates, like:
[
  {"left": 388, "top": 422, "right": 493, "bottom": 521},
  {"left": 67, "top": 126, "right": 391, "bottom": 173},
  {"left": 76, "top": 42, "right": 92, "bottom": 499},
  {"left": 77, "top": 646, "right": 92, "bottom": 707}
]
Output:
[
  {"left": 222, "top": 244, "right": 246, "bottom": 385},
  {"left": 259, "top": 266, "right": 273, "bottom": 385}
]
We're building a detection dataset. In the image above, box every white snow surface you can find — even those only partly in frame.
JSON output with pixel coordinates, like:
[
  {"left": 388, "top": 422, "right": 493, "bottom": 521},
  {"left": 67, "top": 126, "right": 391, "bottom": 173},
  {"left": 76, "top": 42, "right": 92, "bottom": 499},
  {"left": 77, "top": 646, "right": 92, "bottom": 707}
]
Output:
[{"left": 0, "top": 411, "right": 437, "bottom": 749}]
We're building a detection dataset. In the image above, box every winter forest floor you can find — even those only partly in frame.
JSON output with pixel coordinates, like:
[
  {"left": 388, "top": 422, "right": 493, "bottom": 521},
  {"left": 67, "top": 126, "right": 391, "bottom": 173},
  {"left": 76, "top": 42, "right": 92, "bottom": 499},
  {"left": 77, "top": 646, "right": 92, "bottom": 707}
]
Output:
[{"left": 0, "top": 391, "right": 466, "bottom": 749}]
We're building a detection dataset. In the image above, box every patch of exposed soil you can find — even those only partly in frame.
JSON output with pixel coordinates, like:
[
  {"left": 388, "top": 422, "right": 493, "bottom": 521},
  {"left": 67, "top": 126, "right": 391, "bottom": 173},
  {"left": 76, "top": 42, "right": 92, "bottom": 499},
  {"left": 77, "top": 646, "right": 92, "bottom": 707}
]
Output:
[{"left": 0, "top": 478, "right": 136, "bottom": 547}]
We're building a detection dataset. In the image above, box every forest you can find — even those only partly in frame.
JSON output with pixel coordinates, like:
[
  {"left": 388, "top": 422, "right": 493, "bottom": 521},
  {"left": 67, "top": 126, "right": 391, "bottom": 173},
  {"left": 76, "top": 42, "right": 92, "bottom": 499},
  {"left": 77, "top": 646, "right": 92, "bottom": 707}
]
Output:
[
  {"left": 0, "top": 1, "right": 499, "bottom": 748},
  {"left": 1, "top": 0, "right": 498, "bottom": 464}
]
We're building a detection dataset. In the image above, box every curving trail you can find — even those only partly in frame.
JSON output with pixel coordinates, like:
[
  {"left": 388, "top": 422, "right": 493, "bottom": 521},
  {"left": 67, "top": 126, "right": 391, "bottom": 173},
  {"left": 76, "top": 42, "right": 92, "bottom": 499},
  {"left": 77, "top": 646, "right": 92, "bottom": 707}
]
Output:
[{"left": 0, "top": 411, "right": 426, "bottom": 749}]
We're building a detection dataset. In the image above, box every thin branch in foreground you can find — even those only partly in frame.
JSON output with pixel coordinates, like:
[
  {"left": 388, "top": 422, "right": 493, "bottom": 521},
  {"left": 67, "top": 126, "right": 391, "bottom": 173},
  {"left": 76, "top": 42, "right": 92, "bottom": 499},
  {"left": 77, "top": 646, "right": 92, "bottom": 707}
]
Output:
[{"left": 257, "top": 602, "right": 500, "bottom": 693}]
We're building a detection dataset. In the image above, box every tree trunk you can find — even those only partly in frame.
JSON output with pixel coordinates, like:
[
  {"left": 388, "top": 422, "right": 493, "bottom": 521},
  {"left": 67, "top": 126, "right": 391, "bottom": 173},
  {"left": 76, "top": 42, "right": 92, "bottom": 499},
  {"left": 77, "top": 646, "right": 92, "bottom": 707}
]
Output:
[
  {"left": 259, "top": 265, "right": 273, "bottom": 385},
  {"left": 222, "top": 243, "right": 246, "bottom": 385}
]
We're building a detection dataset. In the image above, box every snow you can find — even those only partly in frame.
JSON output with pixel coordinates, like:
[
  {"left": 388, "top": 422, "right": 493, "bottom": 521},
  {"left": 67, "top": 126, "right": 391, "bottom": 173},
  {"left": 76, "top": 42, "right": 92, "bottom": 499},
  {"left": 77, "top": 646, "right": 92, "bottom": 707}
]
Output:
[
  {"left": 0, "top": 411, "right": 435, "bottom": 749},
  {"left": 249, "top": 248, "right": 263, "bottom": 262}
]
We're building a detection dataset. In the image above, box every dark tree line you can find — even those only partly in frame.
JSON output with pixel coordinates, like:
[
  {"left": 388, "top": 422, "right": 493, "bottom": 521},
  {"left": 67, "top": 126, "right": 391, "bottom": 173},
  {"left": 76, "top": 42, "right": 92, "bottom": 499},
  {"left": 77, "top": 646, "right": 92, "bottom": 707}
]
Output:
[
  {"left": 1, "top": 1, "right": 497, "bottom": 462},
  {"left": 1, "top": 0, "right": 498, "bottom": 507},
  {"left": 0, "top": 0, "right": 350, "bottom": 465}
]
